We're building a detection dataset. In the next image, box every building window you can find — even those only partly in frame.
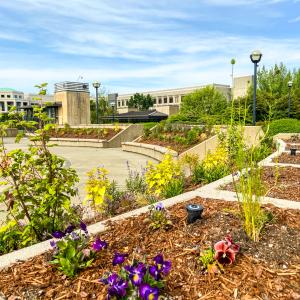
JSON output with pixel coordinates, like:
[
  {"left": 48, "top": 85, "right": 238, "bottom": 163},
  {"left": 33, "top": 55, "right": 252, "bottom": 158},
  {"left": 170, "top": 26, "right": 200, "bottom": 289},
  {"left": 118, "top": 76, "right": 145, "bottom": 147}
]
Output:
[
  {"left": 7, "top": 95, "right": 11, "bottom": 98},
  {"left": 0, "top": 102, "right": 4, "bottom": 111},
  {"left": 19, "top": 95, "right": 22, "bottom": 99},
  {"left": 169, "top": 96, "right": 173, "bottom": 103},
  {"left": 1, "top": 95, "right": 4, "bottom": 98},
  {"left": 14, "top": 95, "right": 18, "bottom": 99},
  {"left": 158, "top": 97, "right": 162, "bottom": 104},
  {"left": 118, "top": 101, "right": 121, "bottom": 107},
  {"left": 153, "top": 98, "right": 157, "bottom": 104},
  {"left": 163, "top": 97, "right": 167, "bottom": 104},
  {"left": 7, "top": 102, "right": 14, "bottom": 109},
  {"left": 23, "top": 102, "right": 28, "bottom": 106},
  {"left": 16, "top": 102, "right": 21, "bottom": 107},
  {"left": 121, "top": 100, "right": 124, "bottom": 106}
]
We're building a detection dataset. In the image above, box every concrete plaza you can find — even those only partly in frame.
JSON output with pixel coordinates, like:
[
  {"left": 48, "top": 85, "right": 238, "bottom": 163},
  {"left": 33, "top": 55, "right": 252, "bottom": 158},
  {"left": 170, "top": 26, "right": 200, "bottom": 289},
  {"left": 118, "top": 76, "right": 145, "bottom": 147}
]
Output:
[{"left": 0, "top": 138, "right": 157, "bottom": 222}]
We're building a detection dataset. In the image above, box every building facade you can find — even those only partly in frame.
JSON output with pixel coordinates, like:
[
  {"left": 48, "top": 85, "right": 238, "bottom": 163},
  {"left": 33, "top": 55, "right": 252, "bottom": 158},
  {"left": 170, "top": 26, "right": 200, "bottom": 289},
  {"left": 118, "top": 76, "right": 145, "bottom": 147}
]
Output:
[
  {"left": 114, "top": 76, "right": 251, "bottom": 116},
  {"left": 0, "top": 88, "right": 27, "bottom": 112}
]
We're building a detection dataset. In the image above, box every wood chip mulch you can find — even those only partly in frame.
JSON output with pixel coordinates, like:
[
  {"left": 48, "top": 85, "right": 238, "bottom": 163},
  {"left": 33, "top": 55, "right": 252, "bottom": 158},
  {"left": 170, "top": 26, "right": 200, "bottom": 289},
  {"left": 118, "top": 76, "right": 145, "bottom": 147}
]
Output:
[
  {"left": 0, "top": 198, "right": 299, "bottom": 300},
  {"left": 223, "top": 166, "right": 300, "bottom": 202},
  {"left": 272, "top": 152, "right": 300, "bottom": 165}
]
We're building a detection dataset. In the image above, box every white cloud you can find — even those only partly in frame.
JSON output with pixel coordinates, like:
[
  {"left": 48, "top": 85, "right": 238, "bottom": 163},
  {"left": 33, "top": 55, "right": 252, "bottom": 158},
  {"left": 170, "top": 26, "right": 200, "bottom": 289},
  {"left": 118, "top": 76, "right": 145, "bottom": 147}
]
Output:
[{"left": 289, "top": 16, "right": 300, "bottom": 22}]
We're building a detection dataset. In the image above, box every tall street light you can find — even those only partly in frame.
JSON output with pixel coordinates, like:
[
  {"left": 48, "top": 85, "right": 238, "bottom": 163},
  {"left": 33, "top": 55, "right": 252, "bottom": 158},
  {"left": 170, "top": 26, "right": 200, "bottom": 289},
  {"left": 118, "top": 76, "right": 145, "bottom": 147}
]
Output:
[
  {"left": 92, "top": 81, "right": 101, "bottom": 124},
  {"left": 288, "top": 80, "right": 293, "bottom": 118},
  {"left": 250, "top": 50, "right": 262, "bottom": 126}
]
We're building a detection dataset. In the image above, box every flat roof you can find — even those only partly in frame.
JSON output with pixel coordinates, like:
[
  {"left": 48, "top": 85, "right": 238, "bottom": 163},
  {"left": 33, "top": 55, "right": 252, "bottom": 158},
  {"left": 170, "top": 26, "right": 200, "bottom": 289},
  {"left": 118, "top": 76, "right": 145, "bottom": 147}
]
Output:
[{"left": 117, "top": 83, "right": 230, "bottom": 98}]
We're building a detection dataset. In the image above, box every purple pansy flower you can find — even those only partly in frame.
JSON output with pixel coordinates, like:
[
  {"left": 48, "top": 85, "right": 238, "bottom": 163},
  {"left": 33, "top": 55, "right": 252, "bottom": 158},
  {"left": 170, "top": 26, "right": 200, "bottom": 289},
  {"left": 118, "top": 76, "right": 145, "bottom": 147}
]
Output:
[
  {"left": 153, "top": 254, "right": 171, "bottom": 275},
  {"left": 52, "top": 230, "right": 65, "bottom": 239},
  {"left": 139, "top": 283, "right": 159, "bottom": 300},
  {"left": 125, "top": 262, "right": 146, "bottom": 286},
  {"left": 50, "top": 240, "right": 57, "bottom": 248},
  {"left": 70, "top": 231, "right": 80, "bottom": 241},
  {"left": 80, "top": 221, "right": 88, "bottom": 233},
  {"left": 92, "top": 238, "right": 108, "bottom": 251},
  {"left": 149, "top": 254, "right": 171, "bottom": 280},
  {"left": 155, "top": 202, "right": 164, "bottom": 211},
  {"left": 65, "top": 224, "right": 75, "bottom": 234},
  {"left": 112, "top": 252, "right": 128, "bottom": 266},
  {"left": 103, "top": 273, "right": 128, "bottom": 299}
]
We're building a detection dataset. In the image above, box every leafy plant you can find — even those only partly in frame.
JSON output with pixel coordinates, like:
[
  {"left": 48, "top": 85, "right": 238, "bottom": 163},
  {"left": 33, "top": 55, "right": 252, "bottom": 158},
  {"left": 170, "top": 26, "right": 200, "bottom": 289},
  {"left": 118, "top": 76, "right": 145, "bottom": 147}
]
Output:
[
  {"left": 148, "top": 203, "right": 173, "bottom": 230},
  {"left": 50, "top": 222, "right": 107, "bottom": 277},
  {"left": 162, "top": 177, "right": 184, "bottom": 198},
  {"left": 192, "top": 147, "right": 230, "bottom": 184},
  {"left": 125, "top": 162, "right": 147, "bottom": 194},
  {"left": 84, "top": 167, "right": 112, "bottom": 212},
  {"left": 145, "top": 154, "right": 183, "bottom": 197},
  {"left": 101, "top": 253, "right": 171, "bottom": 299},
  {"left": 0, "top": 84, "right": 79, "bottom": 251}
]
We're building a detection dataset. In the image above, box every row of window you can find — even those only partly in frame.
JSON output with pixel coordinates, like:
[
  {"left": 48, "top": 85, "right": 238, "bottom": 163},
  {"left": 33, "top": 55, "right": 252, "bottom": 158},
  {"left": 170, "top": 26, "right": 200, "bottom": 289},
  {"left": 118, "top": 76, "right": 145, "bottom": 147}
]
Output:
[
  {"left": 117, "top": 95, "right": 180, "bottom": 107},
  {"left": 0, "top": 101, "right": 28, "bottom": 111},
  {"left": 0, "top": 94, "right": 23, "bottom": 99}
]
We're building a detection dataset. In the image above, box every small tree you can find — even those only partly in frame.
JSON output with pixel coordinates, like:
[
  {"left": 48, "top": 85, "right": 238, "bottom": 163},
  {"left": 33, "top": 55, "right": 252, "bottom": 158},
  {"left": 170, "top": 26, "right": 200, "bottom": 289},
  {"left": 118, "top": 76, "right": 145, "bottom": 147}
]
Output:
[
  {"left": 179, "top": 86, "right": 229, "bottom": 124},
  {"left": 0, "top": 83, "right": 79, "bottom": 253},
  {"left": 128, "top": 93, "right": 154, "bottom": 110}
]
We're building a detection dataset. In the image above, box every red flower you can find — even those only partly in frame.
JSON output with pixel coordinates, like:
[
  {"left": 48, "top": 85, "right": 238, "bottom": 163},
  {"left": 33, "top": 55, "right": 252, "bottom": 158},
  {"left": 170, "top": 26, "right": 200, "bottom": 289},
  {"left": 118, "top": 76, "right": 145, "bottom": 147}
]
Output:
[{"left": 214, "top": 235, "right": 240, "bottom": 265}]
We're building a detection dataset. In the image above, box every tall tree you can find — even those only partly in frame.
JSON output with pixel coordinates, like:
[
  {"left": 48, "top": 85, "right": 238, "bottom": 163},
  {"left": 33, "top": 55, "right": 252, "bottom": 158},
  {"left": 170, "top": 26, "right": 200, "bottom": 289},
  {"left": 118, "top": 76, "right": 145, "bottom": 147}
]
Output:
[{"left": 128, "top": 93, "right": 154, "bottom": 110}]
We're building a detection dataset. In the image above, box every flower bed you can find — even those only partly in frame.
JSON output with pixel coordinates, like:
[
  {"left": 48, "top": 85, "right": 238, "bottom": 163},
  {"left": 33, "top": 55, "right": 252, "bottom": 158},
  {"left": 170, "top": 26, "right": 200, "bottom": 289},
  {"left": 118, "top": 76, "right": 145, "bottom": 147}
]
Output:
[
  {"left": 223, "top": 166, "right": 300, "bottom": 202},
  {"left": 0, "top": 198, "right": 299, "bottom": 299},
  {"left": 139, "top": 123, "right": 213, "bottom": 154},
  {"left": 49, "top": 127, "right": 122, "bottom": 140},
  {"left": 272, "top": 152, "right": 300, "bottom": 165}
]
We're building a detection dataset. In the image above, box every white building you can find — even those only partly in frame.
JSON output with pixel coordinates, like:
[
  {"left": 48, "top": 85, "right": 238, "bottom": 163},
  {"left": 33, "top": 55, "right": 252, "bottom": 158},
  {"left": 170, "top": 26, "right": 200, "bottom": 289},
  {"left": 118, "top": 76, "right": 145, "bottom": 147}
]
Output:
[{"left": 0, "top": 88, "right": 27, "bottom": 112}]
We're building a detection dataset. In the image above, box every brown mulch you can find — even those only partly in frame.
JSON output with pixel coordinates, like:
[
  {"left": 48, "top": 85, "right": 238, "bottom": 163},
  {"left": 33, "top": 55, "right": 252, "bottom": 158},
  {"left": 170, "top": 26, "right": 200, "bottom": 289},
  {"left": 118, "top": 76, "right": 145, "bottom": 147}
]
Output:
[
  {"left": 272, "top": 152, "right": 300, "bottom": 165},
  {"left": 0, "top": 198, "right": 300, "bottom": 300},
  {"left": 139, "top": 135, "right": 211, "bottom": 154},
  {"left": 223, "top": 166, "right": 300, "bottom": 202},
  {"left": 50, "top": 129, "right": 121, "bottom": 140},
  {"left": 286, "top": 143, "right": 300, "bottom": 151}
]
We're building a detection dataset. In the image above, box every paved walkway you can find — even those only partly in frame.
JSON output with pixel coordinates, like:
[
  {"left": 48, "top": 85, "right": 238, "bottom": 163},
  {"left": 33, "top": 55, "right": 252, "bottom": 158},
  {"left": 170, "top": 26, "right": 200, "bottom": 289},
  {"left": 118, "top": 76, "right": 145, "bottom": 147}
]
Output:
[{"left": 0, "top": 138, "right": 157, "bottom": 222}]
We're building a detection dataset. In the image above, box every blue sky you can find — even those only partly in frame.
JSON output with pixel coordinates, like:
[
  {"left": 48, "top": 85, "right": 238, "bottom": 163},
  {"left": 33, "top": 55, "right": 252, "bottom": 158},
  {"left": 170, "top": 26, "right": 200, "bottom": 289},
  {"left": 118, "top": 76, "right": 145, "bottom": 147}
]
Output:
[{"left": 0, "top": 0, "right": 299, "bottom": 95}]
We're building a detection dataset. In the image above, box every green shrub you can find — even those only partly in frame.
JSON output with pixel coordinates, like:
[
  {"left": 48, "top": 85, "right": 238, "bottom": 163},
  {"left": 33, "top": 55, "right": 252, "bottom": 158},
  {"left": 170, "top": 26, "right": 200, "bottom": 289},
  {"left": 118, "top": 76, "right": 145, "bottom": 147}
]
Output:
[
  {"left": 162, "top": 177, "right": 185, "bottom": 198},
  {"left": 268, "top": 118, "right": 300, "bottom": 137}
]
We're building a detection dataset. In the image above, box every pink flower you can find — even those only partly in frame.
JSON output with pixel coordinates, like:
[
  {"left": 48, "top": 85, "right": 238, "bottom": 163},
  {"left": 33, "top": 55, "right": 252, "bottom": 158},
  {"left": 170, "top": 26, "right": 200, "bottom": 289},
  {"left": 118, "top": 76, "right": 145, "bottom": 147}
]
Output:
[{"left": 214, "top": 235, "right": 240, "bottom": 265}]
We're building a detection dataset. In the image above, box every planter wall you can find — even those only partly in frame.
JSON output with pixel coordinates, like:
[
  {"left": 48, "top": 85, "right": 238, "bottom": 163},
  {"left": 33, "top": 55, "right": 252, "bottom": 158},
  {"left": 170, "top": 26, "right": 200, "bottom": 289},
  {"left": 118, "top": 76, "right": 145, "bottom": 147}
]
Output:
[
  {"left": 4, "top": 128, "right": 18, "bottom": 137},
  {"left": 122, "top": 142, "right": 178, "bottom": 161}
]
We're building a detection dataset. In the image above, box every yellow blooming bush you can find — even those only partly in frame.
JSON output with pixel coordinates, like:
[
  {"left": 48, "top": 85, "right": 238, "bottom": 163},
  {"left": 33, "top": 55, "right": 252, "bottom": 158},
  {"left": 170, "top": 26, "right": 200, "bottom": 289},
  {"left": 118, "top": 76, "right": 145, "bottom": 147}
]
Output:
[
  {"left": 84, "top": 167, "right": 112, "bottom": 211},
  {"left": 202, "top": 147, "right": 228, "bottom": 170},
  {"left": 192, "top": 147, "right": 230, "bottom": 184},
  {"left": 145, "top": 154, "right": 184, "bottom": 198}
]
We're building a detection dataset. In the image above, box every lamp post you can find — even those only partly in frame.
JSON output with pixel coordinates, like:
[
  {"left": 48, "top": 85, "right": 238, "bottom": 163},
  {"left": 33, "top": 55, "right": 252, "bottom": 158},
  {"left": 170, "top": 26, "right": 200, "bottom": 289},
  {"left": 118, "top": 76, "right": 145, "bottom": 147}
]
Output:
[
  {"left": 250, "top": 50, "right": 262, "bottom": 126},
  {"left": 92, "top": 81, "right": 101, "bottom": 124},
  {"left": 288, "top": 80, "right": 293, "bottom": 118},
  {"left": 111, "top": 104, "right": 115, "bottom": 123}
]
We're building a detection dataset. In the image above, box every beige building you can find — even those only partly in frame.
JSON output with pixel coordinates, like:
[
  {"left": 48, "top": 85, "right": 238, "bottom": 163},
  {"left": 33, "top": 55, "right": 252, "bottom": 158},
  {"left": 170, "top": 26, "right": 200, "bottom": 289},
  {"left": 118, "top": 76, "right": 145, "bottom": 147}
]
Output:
[
  {"left": 115, "top": 77, "right": 251, "bottom": 116},
  {"left": 0, "top": 88, "right": 27, "bottom": 112},
  {"left": 232, "top": 75, "right": 253, "bottom": 99}
]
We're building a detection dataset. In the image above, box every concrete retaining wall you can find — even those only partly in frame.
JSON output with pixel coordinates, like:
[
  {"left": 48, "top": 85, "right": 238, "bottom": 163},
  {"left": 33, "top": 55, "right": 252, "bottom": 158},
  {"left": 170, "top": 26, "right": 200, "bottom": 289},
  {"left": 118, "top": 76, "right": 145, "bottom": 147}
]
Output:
[
  {"left": 4, "top": 128, "right": 18, "bottom": 137},
  {"left": 179, "top": 135, "right": 218, "bottom": 160},
  {"left": 122, "top": 142, "right": 178, "bottom": 161},
  {"left": 273, "top": 133, "right": 299, "bottom": 141},
  {"left": 49, "top": 138, "right": 106, "bottom": 148},
  {"left": 107, "top": 124, "right": 143, "bottom": 148}
]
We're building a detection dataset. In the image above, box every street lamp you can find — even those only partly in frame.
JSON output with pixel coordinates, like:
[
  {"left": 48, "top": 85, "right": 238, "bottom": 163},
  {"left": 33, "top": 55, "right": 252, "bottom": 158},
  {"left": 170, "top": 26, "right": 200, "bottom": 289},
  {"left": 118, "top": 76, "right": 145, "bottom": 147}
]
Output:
[
  {"left": 250, "top": 50, "right": 262, "bottom": 126},
  {"left": 92, "top": 81, "right": 101, "bottom": 124},
  {"left": 288, "top": 80, "right": 293, "bottom": 118},
  {"left": 111, "top": 104, "right": 115, "bottom": 123}
]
